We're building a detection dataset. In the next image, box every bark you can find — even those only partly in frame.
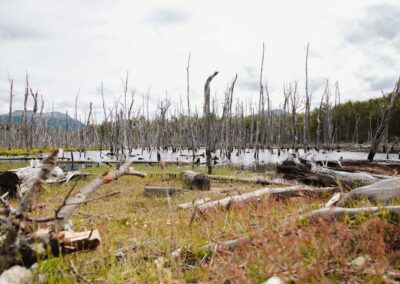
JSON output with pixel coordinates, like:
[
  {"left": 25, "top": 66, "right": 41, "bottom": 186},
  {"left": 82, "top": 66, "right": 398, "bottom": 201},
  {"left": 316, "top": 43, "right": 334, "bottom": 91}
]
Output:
[
  {"left": 337, "top": 177, "right": 400, "bottom": 206},
  {"left": 197, "top": 185, "right": 312, "bottom": 211},
  {"left": 177, "top": 198, "right": 211, "bottom": 209},
  {"left": 181, "top": 171, "right": 211, "bottom": 191},
  {"left": 204, "top": 71, "right": 219, "bottom": 174},
  {"left": 8, "top": 78, "right": 14, "bottom": 150}
]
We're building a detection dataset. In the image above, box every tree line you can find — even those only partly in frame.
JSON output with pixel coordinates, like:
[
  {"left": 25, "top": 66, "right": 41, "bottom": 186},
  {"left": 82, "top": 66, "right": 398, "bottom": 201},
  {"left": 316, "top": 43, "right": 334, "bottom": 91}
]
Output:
[{"left": 1, "top": 46, "right": 399, "bottom": 162}]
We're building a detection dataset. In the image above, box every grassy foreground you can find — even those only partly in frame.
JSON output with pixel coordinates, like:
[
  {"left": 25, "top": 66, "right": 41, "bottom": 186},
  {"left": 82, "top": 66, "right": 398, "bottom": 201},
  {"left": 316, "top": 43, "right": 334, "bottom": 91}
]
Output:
[{"left": 2, "top": 162, "right": 400, "bottom": 283}]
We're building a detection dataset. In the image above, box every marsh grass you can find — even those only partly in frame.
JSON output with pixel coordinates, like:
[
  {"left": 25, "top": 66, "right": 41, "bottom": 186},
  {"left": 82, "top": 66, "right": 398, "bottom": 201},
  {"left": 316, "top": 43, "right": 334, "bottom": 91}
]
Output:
[{"left": 3, "top": 163, "right": 399, "bottom": 283}]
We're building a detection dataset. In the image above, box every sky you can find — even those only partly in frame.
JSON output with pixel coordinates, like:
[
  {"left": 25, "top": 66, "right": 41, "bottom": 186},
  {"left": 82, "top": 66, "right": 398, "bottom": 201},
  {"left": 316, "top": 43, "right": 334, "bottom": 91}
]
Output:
[{"left": 0, "top": 0, "right": 399, "bottom": 120}]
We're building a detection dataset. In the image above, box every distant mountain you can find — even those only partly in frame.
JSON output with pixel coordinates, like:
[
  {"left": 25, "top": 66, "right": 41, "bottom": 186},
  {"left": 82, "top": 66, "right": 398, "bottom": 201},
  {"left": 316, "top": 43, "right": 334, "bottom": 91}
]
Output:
[{"left": 0, "top": 110, "right": 85, "bottom": 131}]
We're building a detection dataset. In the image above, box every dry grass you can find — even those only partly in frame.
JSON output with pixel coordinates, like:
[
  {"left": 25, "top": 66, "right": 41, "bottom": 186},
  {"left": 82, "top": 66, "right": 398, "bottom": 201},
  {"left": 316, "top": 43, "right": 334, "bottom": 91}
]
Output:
[{"left": 5, "top": 163, "right": 400, "bottom": 283}]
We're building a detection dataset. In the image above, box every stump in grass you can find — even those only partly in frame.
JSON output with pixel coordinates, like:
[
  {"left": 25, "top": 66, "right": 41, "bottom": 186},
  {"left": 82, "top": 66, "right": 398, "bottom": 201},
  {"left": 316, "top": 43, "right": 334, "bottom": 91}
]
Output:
[
  {"left": 0, "top": 171, "right": 20, "bottom": 198},
  {"left": 182, "top": 171, "right": 211, "bottom": 191}
]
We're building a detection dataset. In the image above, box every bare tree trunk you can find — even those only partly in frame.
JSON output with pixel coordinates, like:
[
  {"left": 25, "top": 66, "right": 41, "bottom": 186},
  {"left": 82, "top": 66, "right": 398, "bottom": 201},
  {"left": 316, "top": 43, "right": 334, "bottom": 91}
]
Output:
[
  {"left": 186, "top": 53, "right": 196, "bottom": 169},
  {"left": 304, "top": 43, "right": 310, "bottom": 150},
  {"left": 8, "top": 78, "right": 14, "bottom": 150},
  {"left": 368, "top": 78, "right": 400, "bottom": 161},
  {"left": 254, "top": 43, "right": 265, "bottom": 160},
  {"left": 204, "top": 71, "right": 218, "bottom": 174}
]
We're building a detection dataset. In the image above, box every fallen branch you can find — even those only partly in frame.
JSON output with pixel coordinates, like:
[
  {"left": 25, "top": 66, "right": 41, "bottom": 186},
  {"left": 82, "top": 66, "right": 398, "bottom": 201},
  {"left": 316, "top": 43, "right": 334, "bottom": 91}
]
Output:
[{"left": 54, "top": 159, "right": 134, "bottom": 229}]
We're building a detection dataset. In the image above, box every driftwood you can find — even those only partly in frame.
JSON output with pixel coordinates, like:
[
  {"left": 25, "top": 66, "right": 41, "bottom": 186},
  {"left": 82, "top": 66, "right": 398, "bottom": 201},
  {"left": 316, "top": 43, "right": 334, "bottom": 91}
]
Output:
[
  {"left": 143, "top": 186, "right": 187, "bottom": 197},
  {"left": 337, "top": 177, "right": 400, "bottom": 206},
  {"left": 182, "top": 171, "right": 210, "bottom": 191},
  {"left": 195, "top": 185, "right": 328, "bottom": 211},
  {"left": 305, "top": 205, "right": 400, "bottom": 220}
]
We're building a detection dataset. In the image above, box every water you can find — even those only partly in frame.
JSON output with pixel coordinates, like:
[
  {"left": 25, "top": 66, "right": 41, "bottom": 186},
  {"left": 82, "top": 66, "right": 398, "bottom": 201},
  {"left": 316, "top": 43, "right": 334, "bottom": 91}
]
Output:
[{"left": 58, "top": 148, "right": 400, "bottom": 167}]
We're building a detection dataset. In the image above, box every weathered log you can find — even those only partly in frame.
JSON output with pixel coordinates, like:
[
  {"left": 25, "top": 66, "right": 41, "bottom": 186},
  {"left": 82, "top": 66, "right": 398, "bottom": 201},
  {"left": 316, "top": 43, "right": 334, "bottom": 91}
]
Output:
[
  {"left": 182, "top": 171, "right": 211, "bottom": 191},
  {"left": 208, "top": 174, "right": 287, "bottom": 186},
  {"left": 177, "top": 198, "right": 211, "bottom": 209},
  {"left": 337, "top": 177, "right": 400, "bottom": 206},
  {"left": 310, "top": 165, "right": 379, "bottom": 188},
  {"left": 143, "top": 186, "right": 187, "bottom": 197},
  {"left": 197, "top": 185, "right": 317, "bottom": 211},
  {"left": 305, "top": 205, "right": 400, "bottom": 220},
  {"left": 277, "top": 160, "right": 382, "bottom": 188}
]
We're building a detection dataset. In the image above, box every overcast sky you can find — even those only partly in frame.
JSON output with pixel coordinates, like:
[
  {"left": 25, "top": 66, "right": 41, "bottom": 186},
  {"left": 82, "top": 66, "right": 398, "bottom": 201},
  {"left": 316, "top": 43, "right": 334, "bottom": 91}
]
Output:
[{"left": 0, "top": 0, "right": 399, "bottom": 120}]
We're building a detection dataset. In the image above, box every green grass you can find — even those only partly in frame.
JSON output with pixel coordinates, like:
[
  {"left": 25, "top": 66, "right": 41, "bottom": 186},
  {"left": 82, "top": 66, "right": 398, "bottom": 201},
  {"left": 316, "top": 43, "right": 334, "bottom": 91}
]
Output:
[{"left": 2, "top": 163, "right": 400, "bottom": 283}]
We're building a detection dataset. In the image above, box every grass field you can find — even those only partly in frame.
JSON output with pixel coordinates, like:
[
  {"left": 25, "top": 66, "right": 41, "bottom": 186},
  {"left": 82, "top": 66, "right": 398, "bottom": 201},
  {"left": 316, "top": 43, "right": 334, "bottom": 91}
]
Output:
[{"left": 2, "top": 162, "right": 400, "bottom": 283}]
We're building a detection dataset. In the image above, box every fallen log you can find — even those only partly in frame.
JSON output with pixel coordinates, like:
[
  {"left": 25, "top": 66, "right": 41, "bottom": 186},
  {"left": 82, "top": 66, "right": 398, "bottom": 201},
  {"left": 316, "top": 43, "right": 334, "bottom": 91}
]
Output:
[
  {"left": 310, "top": 165, "right": 380, "bottom": 188},
  {"left": 305, "top": 205, "right": 400, "bottom": 220},
  {"left": 337, "top": 177, "right": 400, "bottom": 206},
  {"left": 196, "top": 185, "right": 335, "bottom": 211},
  {"left": 182, "top": 171, "right": 210, "bottom": 191},
  {"left": 277, "top": 159, "right": 382, "bottom": 188},
  {"left": 207, "top": 174, "right": 287, "bottom": 186},
  {"left": 143, "top": 186, "right": 187, "bottom": 197},
  {"left": 177, "top": 198, "right": 211, "bottom": 209}
]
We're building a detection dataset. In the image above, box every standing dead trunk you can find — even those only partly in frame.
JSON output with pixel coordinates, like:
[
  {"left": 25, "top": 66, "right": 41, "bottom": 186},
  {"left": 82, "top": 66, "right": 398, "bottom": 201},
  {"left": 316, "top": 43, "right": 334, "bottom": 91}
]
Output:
[
  {"left": 8, "top": 78, "right": 14, "bottom": 150},
  {"left": 368, "top": 78, "right": 400, "bottom": 161},
  {"left": 186, "top": 53, "right": 196, "bottom": 169},
  {"left": 303, "top": 43, "right": 311, "bottom": 150},
  {"left": 254, "top": 43, "right": 265, "bottom": 160},
  {"left": 204, "top": 71, "right": 218, "bottom": 174}
]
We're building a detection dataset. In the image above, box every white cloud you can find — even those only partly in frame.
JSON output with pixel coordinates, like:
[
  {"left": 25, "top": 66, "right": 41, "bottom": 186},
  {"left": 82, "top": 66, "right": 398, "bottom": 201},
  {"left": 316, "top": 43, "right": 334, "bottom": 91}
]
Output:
[{"left": 0, "top": 0, "right": 399, "bottom": 119}]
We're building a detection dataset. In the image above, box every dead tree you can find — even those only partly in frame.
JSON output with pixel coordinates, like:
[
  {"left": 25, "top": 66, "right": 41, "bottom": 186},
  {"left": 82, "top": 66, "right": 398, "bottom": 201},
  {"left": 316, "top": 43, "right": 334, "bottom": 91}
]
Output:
[
  {"left": 21, "top": 73, "right": 29, "bottom": 150},
  {"left": 8, "top": 78, "right": 14, "bottom": 150},
  {"left": 204, "top": 71, "right": 218, "bottom": 174},
  {"left": 303, "top": 43, "right": 311, "bottom": 150},
  {"left": 368, "top": 77, "right": 400, "bottom": 161},
  {"left": 254, "top": 43, "right": 265, "bottom": 160},
  {"left": 316, "top": 82, "right": 327, "bottom": 149},
  {"left": 186, "top": 53, "right": 196, "bottom": 168}
]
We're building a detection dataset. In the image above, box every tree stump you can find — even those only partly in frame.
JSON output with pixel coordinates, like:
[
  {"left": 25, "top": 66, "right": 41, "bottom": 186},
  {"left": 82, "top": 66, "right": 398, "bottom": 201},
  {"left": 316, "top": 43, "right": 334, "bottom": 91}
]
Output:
[{"left": 181, "top": 171, "right": 211, "bottom": 191}]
